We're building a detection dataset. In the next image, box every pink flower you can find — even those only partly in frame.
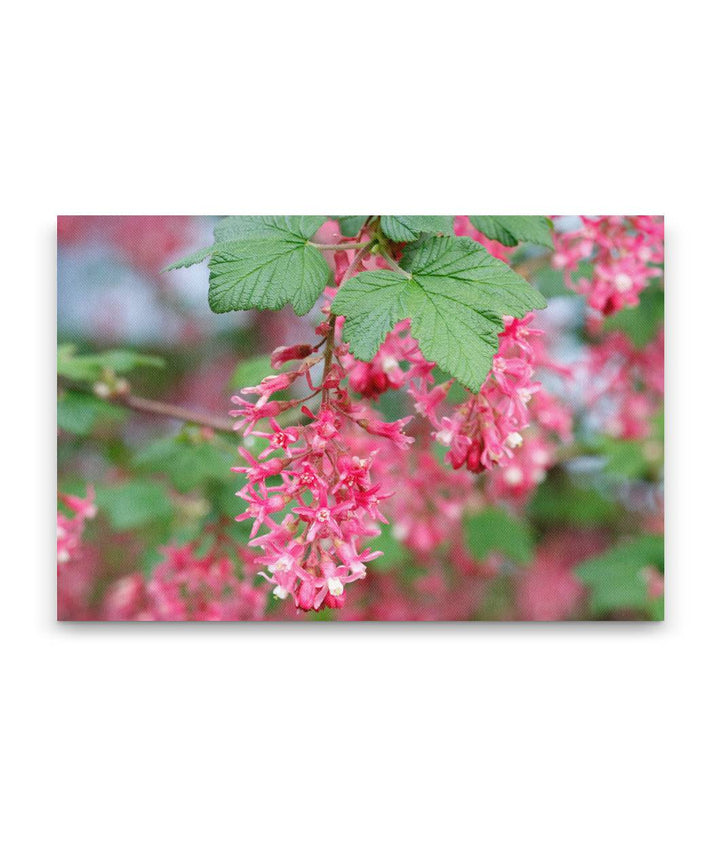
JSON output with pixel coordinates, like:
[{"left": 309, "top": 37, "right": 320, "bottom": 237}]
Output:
[
  {"left": 270, "top": 343, "right": 314, "bottom": 369},
  {"left": 413, "top": 313, "right": 545, "bottom": 474},
  {"left": 57, "top": 488, "right": 96, "bottom": 565},
  {"left": 585, "top": 330, "right": 663, "bottom": 440},
  {"left": 354, "top": 415, "right": 414, "bottom": 450}
]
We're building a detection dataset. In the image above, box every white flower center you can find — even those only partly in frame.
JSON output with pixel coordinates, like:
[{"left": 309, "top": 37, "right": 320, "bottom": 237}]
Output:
[
  {"left": 269, "top": 556, "right": 293, "bottom": 574},
  {"left": 436, "top": 428, "right": 454, "bottom": 446}
]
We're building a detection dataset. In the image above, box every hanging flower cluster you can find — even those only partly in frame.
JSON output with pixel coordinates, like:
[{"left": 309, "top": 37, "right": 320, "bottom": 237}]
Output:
[
  {"left": 552, "top": 215, "right": 664, "bottom": 315},
  {"left": 411, "top": 313, "right": 543, "bottom": 473},
  {"left": 230, "top": 312, "right": 413, "bottom": 612}
]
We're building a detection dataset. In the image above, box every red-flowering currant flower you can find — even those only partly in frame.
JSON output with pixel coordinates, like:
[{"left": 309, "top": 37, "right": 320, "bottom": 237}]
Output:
[
  {"left": 230, "top": 311, "right": 413, "bottom": 612},
  {"left": 410, "top": 313, "right": 544, "bottom": 474}
]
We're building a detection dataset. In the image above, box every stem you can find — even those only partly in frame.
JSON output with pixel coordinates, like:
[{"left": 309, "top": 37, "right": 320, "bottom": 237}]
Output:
[
  {"left": 321, "top": 315, "right": 337, "bottom": 405},
  {"left": 380, "top": 251, "right": 412, "bottom": 279},
  {"left": 116, "top": 393, "right": 238, "bottom": 433},
  {"left": 339, "top": 241, "right": 376, "bottom": 285},
  {"left": 318, "top": 239, "right": 378, "bottom": 405},
  {"left": 308, "top": 241, "right": 370, "bottom": 252}
]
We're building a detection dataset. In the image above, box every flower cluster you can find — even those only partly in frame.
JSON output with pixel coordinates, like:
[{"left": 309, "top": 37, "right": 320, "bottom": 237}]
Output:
[
  {"left": 375, "top": 444, "right": 474, "bottom": 557},
  {"left": 57, "top": 488, "right": 96, "bottom": 565},
  {"left": 585, "top": 329, "right": 664, "bottom": 439},
  {"left": 552, "top": 216, "right": 664, "bottom": 315},
  {"left": 102, "top": 543, "right": 265, "bottom": 621},
  {"left": 57, "top": 489, "right": 99, "bottom": 620},
  {"left": 412, "top": 313, "right": 543, "bottom": 473},
  {"left": 230, "top": 315, "right": 413, "bottom": 612}
]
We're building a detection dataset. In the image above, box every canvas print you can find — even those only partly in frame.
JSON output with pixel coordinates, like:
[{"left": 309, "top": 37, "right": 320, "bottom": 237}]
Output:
[{"left": 57, "top": 215, "right": 664, "bottom": 621}]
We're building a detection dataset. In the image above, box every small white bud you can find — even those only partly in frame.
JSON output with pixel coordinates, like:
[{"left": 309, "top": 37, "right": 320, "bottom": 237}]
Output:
[
  {"left": 272, "top": 585, "right": 289, "bottom": 600},
  {"left": 506, "top": 432, "right": 523, "bottom": 449},
  {"left": 327, "top": 577, "right": 344, "bottom": 597}
]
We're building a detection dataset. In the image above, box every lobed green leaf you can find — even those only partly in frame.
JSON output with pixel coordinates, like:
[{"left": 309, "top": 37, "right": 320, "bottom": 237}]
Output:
[
  {"left": 380, "top": 215, "right": 455, "bottom": 243},
  {"left": 332, "top": 235, "right": 546, "bottom": 391},
  {"left": 469, "top": 216, "right": 554, "bottom": 249},
  {"left": 206, "top": 217, "right": 330, "bottom": 316}
]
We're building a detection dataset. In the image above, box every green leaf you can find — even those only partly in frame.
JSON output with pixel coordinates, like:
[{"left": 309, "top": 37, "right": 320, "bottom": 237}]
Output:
[
  {"left": 96, "top": 481, "right": 174, "bottom": 530},
  {"left": 57, "top": 390, "right": 126, "bottom": 435},
  {"left": 213, "top": 215, "right": 326, "bottom": 243},
  {"left": 463, "top": 507, "right": 534, "bottom": 565},
  {"left": 336, "top": 216, "right": 369, "bottom": 237},
  {"left": 133, "top": 434, "right": 235, "bottom": 493},
  {"left": 603, "top": 282, "right": 664, "bottom": 347},
  {"left": 380, "top": 215, "right": 455, "bottom": 243},
  {"left": 207, "top": 217, "right": 330, "bottom": 316},
  {"left": 57, "top": 345, "right": 165, "bottom": 382},
  {"left": 331, "top": 270, "right": 410, "bottom": 362},
  {"left": 162, "top": 245, "right": 214, "bottom": 271},
  {"left": 574, "top": 535, "right": 664, "bottom": 616},
  {"left": 332, "top": 236, "right": 546, "bottom": 391},
  {"left": 469, "top": 216, "right": 554, "bottom": 249},
  {"left": 528, "top": 477, "right": 620, "bottom": 527}
]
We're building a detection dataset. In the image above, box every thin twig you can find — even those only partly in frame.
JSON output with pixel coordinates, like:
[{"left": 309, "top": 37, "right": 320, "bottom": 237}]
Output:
[
  {"left": 116, "top": 393, "right": 237, "bottom": 434},
  {"left": 58, "top": 379, "right": 238, "bottom": 435}
]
